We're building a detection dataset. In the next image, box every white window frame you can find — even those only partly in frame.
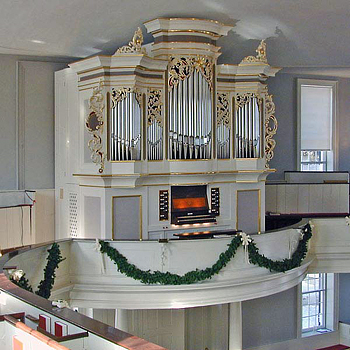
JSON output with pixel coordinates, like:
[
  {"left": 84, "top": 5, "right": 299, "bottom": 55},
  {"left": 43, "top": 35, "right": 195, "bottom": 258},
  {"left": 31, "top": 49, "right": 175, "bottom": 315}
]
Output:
[
  {"left": 297, "top": 79, "right": 338, "bottom": 171},
  {"left": 297, "top": 273, "right": 339, "bottom": 338}
]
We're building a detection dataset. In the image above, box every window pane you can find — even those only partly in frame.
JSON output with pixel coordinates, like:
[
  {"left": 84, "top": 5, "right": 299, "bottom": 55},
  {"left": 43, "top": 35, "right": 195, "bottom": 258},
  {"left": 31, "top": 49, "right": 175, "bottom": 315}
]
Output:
[
  {"left": 300, "top": 85, "right": 332, "bottom": 150},
  {"left": 302, "top": 273, "right": 326, "bottom": 332}
]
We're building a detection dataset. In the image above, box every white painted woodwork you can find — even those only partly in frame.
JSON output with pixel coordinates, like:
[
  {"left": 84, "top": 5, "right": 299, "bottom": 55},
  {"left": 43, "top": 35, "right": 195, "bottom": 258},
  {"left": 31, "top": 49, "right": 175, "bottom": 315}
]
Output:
[
  {"left": 0, "top": 190, "right": 55, "bottom": 250},
  {"left": 186, "top": 304, "right": 229, "bottom": 350},
  {"left": 308, "top": 218, "right": 350, "bottom": 273},
  {"left": 229, "top": 302, "right": 242, "bottom": 350},
  {"left": 93, "top": 308, "right": 115, "bottom": 327},
  {"left": 115, "top": 309, "right": 128, "bottom": 332},
  {"left": 0, "top": 292, "right": 127, "bottom": 350},
  {"left": 266, "top": 183, "right": 349, "bottom": 214},
  {"left": 6, "top": 217, "right": 350, "bottom": 311},
  {"left": 6, "top": 226, "right": 309, "bottom": 309},
  {"left": 126, "top": 309, "right": 185, "bottom": 350}
]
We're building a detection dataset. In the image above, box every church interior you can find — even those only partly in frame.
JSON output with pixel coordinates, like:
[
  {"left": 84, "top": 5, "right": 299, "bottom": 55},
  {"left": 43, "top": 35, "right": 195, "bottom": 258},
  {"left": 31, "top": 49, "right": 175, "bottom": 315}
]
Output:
[{"left": 1, "top": 2, "right": 350, "bottom": 350}]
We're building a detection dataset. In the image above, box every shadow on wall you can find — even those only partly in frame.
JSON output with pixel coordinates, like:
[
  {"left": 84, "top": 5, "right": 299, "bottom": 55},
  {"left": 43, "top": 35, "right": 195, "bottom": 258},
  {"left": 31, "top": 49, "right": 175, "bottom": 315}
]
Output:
[
  {"left": 218, "top": 26, "right": 310, "bottom": 66},
  {"left": 89, "top": 11, "right": 310, "bottom": 67}
]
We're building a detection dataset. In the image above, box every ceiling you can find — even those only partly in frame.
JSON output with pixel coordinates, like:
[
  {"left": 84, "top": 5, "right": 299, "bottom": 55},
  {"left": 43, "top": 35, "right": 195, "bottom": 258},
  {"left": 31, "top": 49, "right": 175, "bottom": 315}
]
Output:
[{"left": 2, "top": 0, "right": 350, "bottom": 70}]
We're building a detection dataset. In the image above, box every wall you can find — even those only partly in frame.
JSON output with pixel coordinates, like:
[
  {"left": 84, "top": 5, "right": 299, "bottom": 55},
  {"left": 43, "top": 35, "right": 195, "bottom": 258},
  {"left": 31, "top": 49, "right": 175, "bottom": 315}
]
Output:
[
  {"left": 339, "top": 273, "right": 350, "bottom": 324},
  {"left": 267, "top": 72, "right": 350, "bottom": 180},
  {"left": 242, "top": 287, "right": 298, "bottom": 349},
  {"left": 0, "top": 54, "right": 68, "bottom": 190}
]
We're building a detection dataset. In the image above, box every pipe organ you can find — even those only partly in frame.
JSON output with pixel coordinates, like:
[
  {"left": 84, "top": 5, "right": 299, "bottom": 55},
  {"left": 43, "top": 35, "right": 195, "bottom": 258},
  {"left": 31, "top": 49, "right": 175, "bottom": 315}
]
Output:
[
  {"left": 56, "top": 17, "right": 280, "bottom": 241},
  {"left": 168, "top": 56, "right": 213, "bottom": 160},
  {"left": 234, "top": 94, "right": 262, "bottom": 159},
  {"left": 110, "top": 88, "right": 142, "bottom": 161}
]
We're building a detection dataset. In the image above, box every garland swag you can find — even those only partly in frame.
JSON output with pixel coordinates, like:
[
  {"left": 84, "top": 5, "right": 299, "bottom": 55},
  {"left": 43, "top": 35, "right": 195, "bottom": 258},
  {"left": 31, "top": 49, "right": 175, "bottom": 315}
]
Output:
[
  {"left": 10, "top": 243, "right": 65, "bottom": 299},
  {"left": 99, "top": 223, "right": 312, "bottom": 285}
]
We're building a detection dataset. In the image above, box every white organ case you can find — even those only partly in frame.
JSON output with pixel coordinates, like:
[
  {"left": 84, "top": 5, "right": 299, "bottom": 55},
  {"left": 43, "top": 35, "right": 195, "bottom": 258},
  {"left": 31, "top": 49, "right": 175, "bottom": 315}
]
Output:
[{"left": 55, "top": 18, "right": 280, "bottom": 240}]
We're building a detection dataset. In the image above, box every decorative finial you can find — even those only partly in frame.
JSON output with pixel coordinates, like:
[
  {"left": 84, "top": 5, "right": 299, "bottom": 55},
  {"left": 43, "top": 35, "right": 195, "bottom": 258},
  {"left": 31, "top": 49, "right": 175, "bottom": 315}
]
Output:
[
  {"left": 240, "top": 39, "right": 268, "bottom": 64},
  {"left": 115, "top": 27, "right": 146, "bottom": 54}
]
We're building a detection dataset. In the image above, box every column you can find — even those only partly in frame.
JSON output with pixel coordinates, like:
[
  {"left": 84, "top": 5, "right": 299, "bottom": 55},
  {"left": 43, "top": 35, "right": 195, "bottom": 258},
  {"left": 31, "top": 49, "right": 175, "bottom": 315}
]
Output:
[
  {"left": 115, "top": 309, "right": 128, "bottom": 332},
  {"left": 229, "top": 302, "right": 242, "bottom": 350}
]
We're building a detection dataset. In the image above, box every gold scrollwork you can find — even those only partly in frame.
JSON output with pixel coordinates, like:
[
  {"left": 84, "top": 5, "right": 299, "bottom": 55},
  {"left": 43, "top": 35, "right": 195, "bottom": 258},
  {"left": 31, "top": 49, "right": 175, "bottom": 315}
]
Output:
[
  {"left": 115, "top": 27, "right": 146, "bottom": 54},
  {"left": 235, "top": 93, "right": 263, "bottom": 110},
  {"left": 216, "top": 92, "right": 230, "bottom": 127},
  {"left": 240, "top": 40, "right": 268, "bottom": 64},
  {"left": 86, "top": 81, "right": 105, "bottom": 173},
  {"left": 264, "top": 88, "right": 278, "bottom": 168},
  {"left": 168, "top": 55, "right": 213, "bottom": 90},
  {"left": 111, "top": 87, "right": 142, "bottom": 107},
  {"left": 147, "top": 89, "right": 163, "bottom": 126}
]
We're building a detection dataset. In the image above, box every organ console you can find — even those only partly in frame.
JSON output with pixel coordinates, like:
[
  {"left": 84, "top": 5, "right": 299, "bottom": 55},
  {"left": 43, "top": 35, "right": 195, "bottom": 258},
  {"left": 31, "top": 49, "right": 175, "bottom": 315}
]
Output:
[{"left": 56, "top": 17, "right": 280, "bottom": 240}]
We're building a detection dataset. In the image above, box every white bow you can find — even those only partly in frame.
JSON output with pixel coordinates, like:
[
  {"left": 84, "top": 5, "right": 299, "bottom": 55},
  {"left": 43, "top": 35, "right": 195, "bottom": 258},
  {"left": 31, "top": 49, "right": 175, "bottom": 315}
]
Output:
[
  {"left": 94, "top": 238, "right": 105, "bottom": 274},
  {"left": 298, "top": 228, "right": 304, "bottom": 240},
  {"left": 345, "top": 216, "right": 350, "bottom": 226},
  {"left": 240, "top": 232, "right": 251, "bottom": 264}
]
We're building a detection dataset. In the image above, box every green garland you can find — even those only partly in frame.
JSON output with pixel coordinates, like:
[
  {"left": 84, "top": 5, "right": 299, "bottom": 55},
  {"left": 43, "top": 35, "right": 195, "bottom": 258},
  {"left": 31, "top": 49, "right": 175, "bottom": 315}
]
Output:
[
  {"left": 99, "top": 223, "right": 312, "bottom": 285},
  {"left": 10, "top": 243, "right": 65, "bottom": 299},
  {"left": 10, "top": 273, "right": 33, "bottom": 293}
]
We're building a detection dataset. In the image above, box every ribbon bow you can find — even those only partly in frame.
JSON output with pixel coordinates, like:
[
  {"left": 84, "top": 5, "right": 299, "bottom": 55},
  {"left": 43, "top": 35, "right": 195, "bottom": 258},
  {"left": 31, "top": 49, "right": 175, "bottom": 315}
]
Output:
[
  {"left": 240, "top": 232, "right": 251, "bottom": 264},
  {"left": 345, "top": 216, "right": 350, "bottom": 226},
  {"left": 94, "top": 239, "right": 105, "bottom": 274},
  {"left": 298, "top": 228, "right": 304, "bottom": 240}
]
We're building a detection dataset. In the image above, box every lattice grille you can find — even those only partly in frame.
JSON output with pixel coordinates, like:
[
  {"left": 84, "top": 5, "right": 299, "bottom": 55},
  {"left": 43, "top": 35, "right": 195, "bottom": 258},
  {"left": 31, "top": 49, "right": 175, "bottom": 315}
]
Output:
[{"left": 69, "top": 192, "right": 78, "bottom": 238}]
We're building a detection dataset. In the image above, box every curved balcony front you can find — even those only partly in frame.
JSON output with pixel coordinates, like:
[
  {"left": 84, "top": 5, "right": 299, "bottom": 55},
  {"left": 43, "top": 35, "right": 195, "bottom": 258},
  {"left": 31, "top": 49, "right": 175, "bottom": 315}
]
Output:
[{"left": 3, "top": 221, "right": 316, "bottom": 310}]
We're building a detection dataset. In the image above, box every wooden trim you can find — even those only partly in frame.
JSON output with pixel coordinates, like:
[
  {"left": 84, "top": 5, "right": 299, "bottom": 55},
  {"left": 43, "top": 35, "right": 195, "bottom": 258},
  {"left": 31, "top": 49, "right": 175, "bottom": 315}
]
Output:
[{"left": 37, "top": 327, "right": 89, "bottom": 342}]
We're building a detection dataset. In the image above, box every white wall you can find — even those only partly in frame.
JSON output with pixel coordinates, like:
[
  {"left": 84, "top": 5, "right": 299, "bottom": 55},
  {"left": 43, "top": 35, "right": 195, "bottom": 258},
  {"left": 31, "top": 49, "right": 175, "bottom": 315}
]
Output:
[
  {"left": 0, "top": 54, "right": 68, "bottom": 190},
  {"left": 242, "top": 287, "right": 298, "bottom": 349}
]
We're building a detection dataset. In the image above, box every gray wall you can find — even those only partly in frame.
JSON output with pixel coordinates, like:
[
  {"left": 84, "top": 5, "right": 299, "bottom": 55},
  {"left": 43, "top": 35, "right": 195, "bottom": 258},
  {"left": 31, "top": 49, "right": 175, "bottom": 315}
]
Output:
[
  {"left": 242, "top": 287, "right": 298, "bottom": 349},
  {"left": 0, "top": 54, "right": 68, "bottom": 190},
  {"left": 339, "top": 273, "right": 350, "bottom": 324},
  {"left": 268, "top": 73, "right": 350, "bottom": 180}
]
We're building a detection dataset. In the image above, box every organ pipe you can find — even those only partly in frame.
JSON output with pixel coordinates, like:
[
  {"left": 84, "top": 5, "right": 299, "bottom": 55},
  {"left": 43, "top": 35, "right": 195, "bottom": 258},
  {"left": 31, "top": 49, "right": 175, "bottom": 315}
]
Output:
[
  {"left": 110, "top": 90, "right": 142, "bottom": 161},
  {"left": 168, "top": 70, "right": 212, "bottom": 160},
  {"left": 234, "top": 95, "right": 261, "bottom": 159}
]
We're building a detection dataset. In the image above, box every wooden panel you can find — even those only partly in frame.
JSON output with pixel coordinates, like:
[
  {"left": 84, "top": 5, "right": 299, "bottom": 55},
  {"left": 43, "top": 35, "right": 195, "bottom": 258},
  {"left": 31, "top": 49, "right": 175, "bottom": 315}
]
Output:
[
  {"left": 113, "top": 196, "right": 141, "bottom": 240},
  {"left": 285, "top": 185, "right": 298, "bottom": 214},
  {"left": 308, "top": 185, "right": 323, "bottom": 213},
  {"left": 237, "top": 190, "right": 260, "bottom": 234},
  {"left": 276, "top": 185, "right": 286, "bottom": 214},
  {"left": 297, "top": 185, "right": 309, "bottom": 213},
  {"left": 322, "top": 184, "right": 338, "bottom": 213},
  {"left": 339, "top": 184, "right": 349, "bottom": 213}
]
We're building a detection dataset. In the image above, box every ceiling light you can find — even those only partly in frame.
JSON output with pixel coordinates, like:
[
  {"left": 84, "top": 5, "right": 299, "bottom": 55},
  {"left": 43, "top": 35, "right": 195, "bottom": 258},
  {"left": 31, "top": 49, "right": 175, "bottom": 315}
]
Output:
[{"left": 31, "top": 39, "right": 46, "bottom": 44}]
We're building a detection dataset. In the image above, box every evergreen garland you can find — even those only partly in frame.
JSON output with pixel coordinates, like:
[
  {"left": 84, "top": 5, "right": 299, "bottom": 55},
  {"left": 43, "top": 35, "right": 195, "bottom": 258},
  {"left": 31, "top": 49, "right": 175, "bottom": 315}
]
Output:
[
  {"left": 10, "top": 243, "right": 65, "bottom": 299},
  {"left": 10, "top": 273, "right": 33, "bottom": 293},
  {"left": 100, "top": 223, "right": 312, "bottom": 285},
  {"left": 36, "top": 243, "right": 65, "bottom": 299}
]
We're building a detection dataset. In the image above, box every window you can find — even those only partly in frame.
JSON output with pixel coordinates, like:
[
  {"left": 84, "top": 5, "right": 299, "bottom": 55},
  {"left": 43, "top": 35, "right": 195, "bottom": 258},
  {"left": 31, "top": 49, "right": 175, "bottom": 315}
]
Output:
[
  {"left": 297, "top": 79, "right": 337, "bottom": 171},
  {"left": 300, "top": 273, "right": 337, "bottom": 336},
  {"left": 302, "top": 273, "right": 326, "bottom": 332}
]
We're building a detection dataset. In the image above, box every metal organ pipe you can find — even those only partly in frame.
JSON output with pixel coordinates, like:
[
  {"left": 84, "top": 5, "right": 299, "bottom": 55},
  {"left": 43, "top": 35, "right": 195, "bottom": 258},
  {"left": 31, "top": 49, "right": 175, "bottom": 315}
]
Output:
[
  {"left": 169, "top": 70, "right": 212, "bottom": 160},
  {"left": 110, "top": 92, "right": 141, "bottom": 161},
  {"left": 234, "top": 95, "right": 261, "bottom": 159}
]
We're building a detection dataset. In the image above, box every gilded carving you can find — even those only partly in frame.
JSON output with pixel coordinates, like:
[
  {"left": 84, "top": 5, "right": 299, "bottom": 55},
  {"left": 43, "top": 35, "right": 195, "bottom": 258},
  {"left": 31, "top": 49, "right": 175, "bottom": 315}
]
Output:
[
  {"left": 86, "top": 81, "right": 105, "bottom": 173},
  {"left": 115, "top": 27, "right": 146, "bottom": 54},
  {"left": 264, "top": 88, "right": 278, "bottom": 168},
  {"left": 147, "top": 89, "right": 163, "bottom": 127},
  {"left": 111, "top": 87, "right": 142, "bottom": 107},
  {"left": 216, "top": 93, "right": 230, "bottom": 127},
  {"left": 240, "top": 40, "right": 268, "bottom": 64},
  {"left": 235, "top": 93, "right": 262, "bottom": 110},
  {"left": 168, "top": 55, "right": 213, "bottom": 90}
]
